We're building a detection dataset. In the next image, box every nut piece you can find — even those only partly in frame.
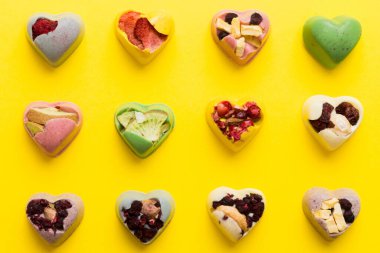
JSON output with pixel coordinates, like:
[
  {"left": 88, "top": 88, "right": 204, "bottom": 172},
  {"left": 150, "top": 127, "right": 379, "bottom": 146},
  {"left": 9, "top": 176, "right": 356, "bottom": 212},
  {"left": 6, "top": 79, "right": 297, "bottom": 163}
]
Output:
[
  {"left": 216, "top": 18, "right": 231, "bottom": 33},
  {"left": 325, "top": 216, "right": 339, "bottom": 234},
  {"left": 330, "top": 113, "right": 352, "bottom": 136},
  {"left": 241, "top": 25, "right": 263, "bottom": 37},
  {"left": 141, "top": 199, "right": 161, "bottom": 219},
  {"left": 333, "top": 203, "right": 348, "bottom": 231},
  {"left": 321, "top": 198, "right": 339, "bottom": 210},
  {"left": 216, "top": 205, "right": 248, "bottom": 231},
  {"left": 43, "top": 206, "right": 57, "bottom": 221},
  {"left": 235, "top": 37, "right": 246, "bottom": 57},
  {"left": 231, "top": 18, "right": 241, "bottom": 38},
  {"left": 314, "top": 209, "right": 331, "bottom": 220}
]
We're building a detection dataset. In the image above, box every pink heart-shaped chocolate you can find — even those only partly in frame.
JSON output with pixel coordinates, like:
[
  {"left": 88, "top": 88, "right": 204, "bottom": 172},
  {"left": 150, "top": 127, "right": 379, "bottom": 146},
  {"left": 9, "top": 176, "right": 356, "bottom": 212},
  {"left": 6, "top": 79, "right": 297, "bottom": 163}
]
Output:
[
  {"left": 211, "top": 10, "right": 270, "bottom": 65},
  {"left": 24, "top": 102, "right": 82, "bottom": 157},
  {"left": 26, "top": 193, "right": 84, "bottom": 245}
]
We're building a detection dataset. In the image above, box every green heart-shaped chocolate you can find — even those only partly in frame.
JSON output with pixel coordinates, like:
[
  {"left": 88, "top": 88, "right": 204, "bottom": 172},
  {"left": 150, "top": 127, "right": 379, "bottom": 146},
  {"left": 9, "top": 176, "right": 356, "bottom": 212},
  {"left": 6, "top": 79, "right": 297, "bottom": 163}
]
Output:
[
  {"left": 303, "top": 16, "right": 361, "bottom": 69},
  {"left": 115, "top": 103, "right": 175, "bottom": 158}
]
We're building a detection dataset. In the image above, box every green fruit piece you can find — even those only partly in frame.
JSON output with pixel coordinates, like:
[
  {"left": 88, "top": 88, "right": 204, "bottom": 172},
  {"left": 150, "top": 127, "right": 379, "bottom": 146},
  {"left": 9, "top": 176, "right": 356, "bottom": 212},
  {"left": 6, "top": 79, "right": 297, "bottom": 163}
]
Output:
[
  {"left": 122, "top": 131, "right": 153, "bottom": 154},
  {"left": 117, "top": 111, "right": 135, "bottom": 128},
  {"left": 25, "top": 121, "right": 44, "bottom": 136},
  {"left": 27, "top": 107, "right": 78, "bottom": 125},
  {"left": 303, "top": 16, "right": 361, "bottom": 69}
]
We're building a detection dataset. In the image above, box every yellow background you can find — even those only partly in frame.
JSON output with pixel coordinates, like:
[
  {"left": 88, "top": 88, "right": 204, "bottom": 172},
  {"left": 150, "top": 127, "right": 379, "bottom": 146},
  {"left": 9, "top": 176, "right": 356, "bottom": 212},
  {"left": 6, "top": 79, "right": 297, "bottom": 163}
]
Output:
[{"left": 0, "top": 0, "right": 378, "bottom": 252}]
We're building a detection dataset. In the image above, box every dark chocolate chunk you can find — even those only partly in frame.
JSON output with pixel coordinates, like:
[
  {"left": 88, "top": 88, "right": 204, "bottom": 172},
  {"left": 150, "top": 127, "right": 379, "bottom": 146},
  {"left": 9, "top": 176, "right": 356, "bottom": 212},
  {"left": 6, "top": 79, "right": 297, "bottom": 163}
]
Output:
[
  {"left": 225, "top": 13, "right": 238, "bottom": 24},
  {"left": 309, "top": 103, "right": 335, "bottom": 132},
  {"left": 335, "top": 102, "right": 360, "bottom": 125},
  {"left": 250, "top": 13, "right": 263, "bottom": 25},
  {"left": 343, "top": 210, "right": 355, "bottom": 223}
]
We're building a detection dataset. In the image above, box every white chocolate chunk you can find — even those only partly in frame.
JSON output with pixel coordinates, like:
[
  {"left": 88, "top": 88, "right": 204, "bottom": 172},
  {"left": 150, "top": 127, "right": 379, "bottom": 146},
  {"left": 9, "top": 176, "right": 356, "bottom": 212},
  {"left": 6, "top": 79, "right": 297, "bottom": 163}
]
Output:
[
  {"left": 314, "top": 209, "right": 331, "bottom": 220},
  {"left": 135, "top": 112, "right": 146, "bottom": 123},
  {"left": 325, "top": 216, "right": 339, "bottom": 234},
  {"left": 322, "top": 198, "right": 339, "bottom": 210},
  {"left": 216, "top": 18, "right": 231, "bottom": 33},
  {"left": 333, "top": 203, "right": 348, "bottom": 232},
  {"left": 231, "top": 18, "right": 241, "bottom": 38},
  {"left": 330, "top": 113, "right": 352, "bottom": 136},
  {"left": 241, "top": 25, "right": 263, "bottom": 37},
  {"left": 235, "top": 37, "right": 245, "bottom": 57},
  {"left": 245, "top": 36, "right": 262, "bottom": 47}
]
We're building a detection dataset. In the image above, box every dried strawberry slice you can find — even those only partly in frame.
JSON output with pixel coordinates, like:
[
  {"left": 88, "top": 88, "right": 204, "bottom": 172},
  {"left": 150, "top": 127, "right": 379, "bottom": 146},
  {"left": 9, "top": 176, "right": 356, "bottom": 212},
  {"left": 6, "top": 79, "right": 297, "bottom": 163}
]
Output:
[
  {"left": 118, "top": 11, "right": 144, "bottom": 49},
  {"left": 134, "top": 18, "right": 167, "bottom": 52},
  {"left": 32, "top": 18, "right": 58, "bottom": 40}
]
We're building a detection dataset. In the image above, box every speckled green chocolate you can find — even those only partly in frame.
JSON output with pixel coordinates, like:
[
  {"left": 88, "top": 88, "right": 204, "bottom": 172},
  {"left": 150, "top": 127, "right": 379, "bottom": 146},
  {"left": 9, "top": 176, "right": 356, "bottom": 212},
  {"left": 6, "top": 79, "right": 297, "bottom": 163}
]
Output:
[
  {"left": 303, "top": 16, "right": 361, "bottom": 69},
  {"left": 114, "top": 103, "right": 175, "bottom": 158}
]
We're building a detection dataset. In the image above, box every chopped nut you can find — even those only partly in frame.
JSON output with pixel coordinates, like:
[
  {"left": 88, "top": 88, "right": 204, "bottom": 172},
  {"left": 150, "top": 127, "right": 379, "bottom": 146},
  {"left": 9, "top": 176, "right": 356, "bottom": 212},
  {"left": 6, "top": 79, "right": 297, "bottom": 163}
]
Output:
[
  {"left": 235, "top": 37, "right": 245, "bottom": 57},
  {"left": 241, "top": 25, "right": 263, "bottom": 37},
  {"left": 314, "top": 209, "right": 331, "bottom": 220},
  {"left": 321, "top": 198, "right": 339, "bottom": 210},
  {"left": 325, "top": 216, "right": 339, "bottom": 234},
  {"left": 216, "top": 205, "right": 248, "bottom": 231},
  {"left": 231, "top": 18, "right": 241, "bottom": 38},
  {"left": 333, "top": 203, "right": 348, "bottom": 232},
  {"left": 141, "top": 199, "right": 161, "bottom": 219},
  {"left": 330, "top": 113, "right": 352, "bottom": 136},
  {"left": 43, "top": 206, "right": 57, "bottom": 221},
  {"left": 216, "top": 18, "right": 231, "bottom": 33}
]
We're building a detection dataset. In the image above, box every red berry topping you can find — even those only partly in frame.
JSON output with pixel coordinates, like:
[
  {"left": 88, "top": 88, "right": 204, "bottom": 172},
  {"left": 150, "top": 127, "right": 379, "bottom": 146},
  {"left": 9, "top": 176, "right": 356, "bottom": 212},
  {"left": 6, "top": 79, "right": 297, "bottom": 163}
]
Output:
[
  {"left": 32, "top": 18, "right": 58, "bottom": 41},
  {"left": 212, "top": 101, "right": 262, "bottom": 142}
]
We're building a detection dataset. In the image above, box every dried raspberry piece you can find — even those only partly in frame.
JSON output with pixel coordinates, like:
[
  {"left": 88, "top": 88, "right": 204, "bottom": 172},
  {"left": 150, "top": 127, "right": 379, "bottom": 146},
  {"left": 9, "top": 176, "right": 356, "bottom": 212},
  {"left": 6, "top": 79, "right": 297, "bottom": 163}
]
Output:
[
  {"left": 335, "top": 102, "right": 360, "bottom": 125},
  {"left": 32, "top": 18, "right": 58, "bottom": 40},
  {"left": 224, "top": 13, "right": 238, "bottom": 24},
  {"left": 134, "top": 18, "right": 167, "bottom": 52},
  {"left": 343, "top": 210, "right": 355, "bottom": 223},
  {"left": 339, "top": 198, "right": 352, "bottom": 210},
  {"left": 247, "top": 104, "right": 261, "bottom": 119},
  {"left": 309, "top": 103, "right": 335, "bottom": 132},
  {"left": 218, "top": 30, "right": 229, "bottom": 40}
]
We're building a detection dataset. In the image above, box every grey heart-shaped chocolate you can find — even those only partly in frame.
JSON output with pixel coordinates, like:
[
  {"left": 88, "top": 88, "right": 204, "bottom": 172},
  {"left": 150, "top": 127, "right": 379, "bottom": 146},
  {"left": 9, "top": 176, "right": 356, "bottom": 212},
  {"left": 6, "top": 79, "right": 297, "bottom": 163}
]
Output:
[
  {"left": 116, "top": 190, "right": 175, "bottom": 244},
  {"left": 303, "top": 187, "right": 360, "bottom": 240},
  {"left": 26, "top": 193, "right": 84, "bottom": 245},
  {"left": 26, "top": 13, "right": 84, "bottom": 67}
]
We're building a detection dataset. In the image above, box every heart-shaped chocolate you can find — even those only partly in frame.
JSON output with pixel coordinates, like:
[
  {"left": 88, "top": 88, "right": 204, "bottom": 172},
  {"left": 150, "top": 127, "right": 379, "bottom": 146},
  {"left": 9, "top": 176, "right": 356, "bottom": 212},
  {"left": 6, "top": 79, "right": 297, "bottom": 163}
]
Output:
[
  {"left": 303, "top": 187, "right": 360, "bottom": 240},
  {"left": 206, "top": 99, "right": 263, "bottom": 152},
  {"left": 207, "top": 187, "right": 265, "bottom": 242},
  {"left": 24, "top": 102, "right": 83, "bottom": 157},
  {"left": 27, "top": 13, "right": 84, "bottom": 67},
  {"left": 26, "top": 193, "right": 84, "bottom": 245},
  {"left": 303, "top": 16, "right": 361, "bottom": 69},
  {"left": 115, "top": 103, "right": 175, "bottom": 158},
  {"left": 116, "top": 190, "right": 175, "bottom": 244},
  {"left": 211, "top": 10, "right": 270, "bottom": 65},
  {"left": 115, "top": 10, "right": 174, "bottom": 64},
  {"left": 302, "top": 95, "right": 363, "bottom": 150}
]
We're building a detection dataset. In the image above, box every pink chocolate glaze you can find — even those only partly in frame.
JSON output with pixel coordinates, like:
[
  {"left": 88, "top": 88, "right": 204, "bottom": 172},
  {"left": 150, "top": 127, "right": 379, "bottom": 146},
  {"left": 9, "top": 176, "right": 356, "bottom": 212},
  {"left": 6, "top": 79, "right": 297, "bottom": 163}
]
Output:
[{"left": 34, "top": 118, "right": 76, "bottom": 152}]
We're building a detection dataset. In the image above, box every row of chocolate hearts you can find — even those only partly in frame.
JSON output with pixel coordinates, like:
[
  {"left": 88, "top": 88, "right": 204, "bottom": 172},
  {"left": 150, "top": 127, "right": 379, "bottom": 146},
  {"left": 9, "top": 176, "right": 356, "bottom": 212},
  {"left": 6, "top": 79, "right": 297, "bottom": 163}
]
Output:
[
  {"left": 26, "top": 187, "right": 360, "bottom": 246},
  {"left": 27, "top": 11, "right": 360, "bottom": 68},
  {"left": 23, "top": 96, "right": 363, "bottom": 158}
]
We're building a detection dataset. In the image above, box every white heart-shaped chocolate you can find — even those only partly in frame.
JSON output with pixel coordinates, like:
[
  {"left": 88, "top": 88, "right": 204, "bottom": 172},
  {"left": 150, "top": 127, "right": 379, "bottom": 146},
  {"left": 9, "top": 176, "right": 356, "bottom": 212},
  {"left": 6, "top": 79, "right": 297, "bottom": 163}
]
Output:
[
  {"left": 207, "top": 186, "right": 265, "bottom": 242},
  {"left": 116, "top": 190, "right": 175, "bottom": 244},
  {"left": 302, "top": 95, "right": 363, "bottom": 150},
  {"left": 26, "top": 193, "right": 84, "bottom": 245},
  {"left": 303, "top": 187, "right": 360, "bottom": 240},
  {"left": 27, "top": 13, "right": 84, "bottom": 67}
]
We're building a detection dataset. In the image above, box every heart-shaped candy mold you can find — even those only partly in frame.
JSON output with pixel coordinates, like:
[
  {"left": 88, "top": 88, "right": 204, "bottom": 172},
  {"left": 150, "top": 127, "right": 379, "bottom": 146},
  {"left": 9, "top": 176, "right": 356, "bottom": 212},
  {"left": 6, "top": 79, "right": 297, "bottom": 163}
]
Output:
[
  {"left": 115, "top": 10, "right": 174, "bottom": 64},
  {"left": 207, "top": 187, "right": 265, "bottom": 242},
  {"left": 303, "top": 187, "right": 360, "bottom": 240},
  {"left": 303, "top": 16, "right": 361, "bottom": 69},
  {"left": 116, "top": 190, "right": 175, "bottom": 244},
  {"left": 27, "top": 13, "right": 84, "bottom": 67},
  {"left": 115, "top": 103, "right": 175, "bottom": 158},
  {"left": 26, "top": 193, "right": 84, "bottom": 246},
  {"left": 302, "top": 95, "right": 363, "bottom": 151},
  {"left": 211, "top": 10, "right": 270, "bottom": 65},
  {"left": 206, "top": 99, "right": 263, "bottom": 152},
  {"left": 24, "top": 102, "right": 83, "bottom": 157}
]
